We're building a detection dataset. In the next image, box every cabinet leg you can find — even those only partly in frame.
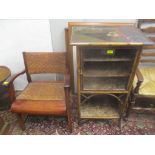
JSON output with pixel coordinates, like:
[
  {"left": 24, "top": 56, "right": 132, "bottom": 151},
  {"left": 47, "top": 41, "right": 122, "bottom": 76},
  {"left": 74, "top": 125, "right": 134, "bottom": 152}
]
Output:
[
  {"left": 78, "top": 118, "right": 81, "bottom": 125},
  {"left": 118, "top": 118, "right": 121, "bottom": 130},
  {"left": 126, "top": 102, "right": 131, "bottom": 118},
  {"left": 126, "top": 100, "right": 135, "bottom": 118}
]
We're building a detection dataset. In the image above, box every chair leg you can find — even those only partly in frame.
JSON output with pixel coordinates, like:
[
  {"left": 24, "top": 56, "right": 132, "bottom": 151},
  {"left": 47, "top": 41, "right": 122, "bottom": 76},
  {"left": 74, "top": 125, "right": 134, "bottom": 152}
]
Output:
[
  {"left": 67, "top": 115, "right": 72, "bottom": 133},
  {"left": 16, "top": 114, "right": 25, "bottom": 131}
]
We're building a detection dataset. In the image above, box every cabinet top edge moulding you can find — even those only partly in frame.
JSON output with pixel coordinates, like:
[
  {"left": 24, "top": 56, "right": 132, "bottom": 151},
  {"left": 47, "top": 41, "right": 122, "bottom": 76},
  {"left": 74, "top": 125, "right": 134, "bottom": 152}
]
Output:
[{"left": 68, "top": 22, "right": 153, "bottom": 46}]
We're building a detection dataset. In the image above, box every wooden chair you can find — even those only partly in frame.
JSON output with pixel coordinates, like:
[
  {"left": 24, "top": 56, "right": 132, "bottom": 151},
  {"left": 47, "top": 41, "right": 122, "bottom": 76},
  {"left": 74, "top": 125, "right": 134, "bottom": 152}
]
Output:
[
  {"left": 127, "top": 19, "right": 155, "bottom": 114},
  {"left": 5, "top": 52, "right": 72, "bottom": 132}
]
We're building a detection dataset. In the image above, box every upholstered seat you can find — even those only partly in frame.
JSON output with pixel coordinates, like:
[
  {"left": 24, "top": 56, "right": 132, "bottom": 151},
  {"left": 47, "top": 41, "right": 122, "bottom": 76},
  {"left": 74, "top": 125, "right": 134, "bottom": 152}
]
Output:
[
  {"left": 16, "top": 82, "right": 65, "bottom": 101},
  {"left": 11, "top": 100, "right": 66, "bottom": 115},
  {"left": 134, "top": 67, "right": 155, "bottom": 95}
]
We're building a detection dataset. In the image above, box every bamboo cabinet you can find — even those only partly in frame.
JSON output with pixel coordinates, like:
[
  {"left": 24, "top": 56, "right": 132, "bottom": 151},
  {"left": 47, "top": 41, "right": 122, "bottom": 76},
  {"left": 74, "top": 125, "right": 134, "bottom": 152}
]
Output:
[{"left": 69, "top": 23, "right": 153, "bottom": 126}]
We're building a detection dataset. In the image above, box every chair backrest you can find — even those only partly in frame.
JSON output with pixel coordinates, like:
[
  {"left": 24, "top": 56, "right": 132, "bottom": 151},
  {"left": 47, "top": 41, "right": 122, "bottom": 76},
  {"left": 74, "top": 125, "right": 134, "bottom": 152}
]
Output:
[
  {"left": 23, "top": 52, "right": 67, "bottom": 82},
  {"left": 138, "top": 19, "right": 155, "bottom": 65}
]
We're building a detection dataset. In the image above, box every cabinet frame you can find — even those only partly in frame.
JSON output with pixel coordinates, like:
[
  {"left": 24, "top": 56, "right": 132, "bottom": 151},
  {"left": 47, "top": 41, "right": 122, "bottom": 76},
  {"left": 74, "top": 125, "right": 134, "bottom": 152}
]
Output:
[
  {"left": 68, "top": 22, "right": 153, "bottom": 127},
  {"left": 76, "top": 45, "right": 143, "bottom": 121}
]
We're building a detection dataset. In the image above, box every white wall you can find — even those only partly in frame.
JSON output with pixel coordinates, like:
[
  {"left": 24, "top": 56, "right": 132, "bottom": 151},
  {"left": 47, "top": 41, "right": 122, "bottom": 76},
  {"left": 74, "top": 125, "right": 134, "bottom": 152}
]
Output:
[{"left": 0, "top": 20, "right": 53, "bottom": 90}]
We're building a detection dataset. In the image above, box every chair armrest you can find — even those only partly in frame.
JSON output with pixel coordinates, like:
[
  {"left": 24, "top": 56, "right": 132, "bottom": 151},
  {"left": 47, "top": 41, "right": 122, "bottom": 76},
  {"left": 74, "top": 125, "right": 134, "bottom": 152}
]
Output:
[
  {"left": 134, "top": 68, "right": 144, "bottom": 94},
  {"left": 2, "top": 70, "right": 26, "bottom": 86}
]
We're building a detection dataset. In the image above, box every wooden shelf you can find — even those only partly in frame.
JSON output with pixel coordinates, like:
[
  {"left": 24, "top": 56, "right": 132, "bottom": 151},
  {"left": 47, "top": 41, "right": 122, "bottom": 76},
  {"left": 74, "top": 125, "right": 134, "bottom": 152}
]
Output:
[
  {"left": 132, "top": 107, "right": 155, "bottom": 114},
  {"left": 80, "top": 96, "right": 119, "bottom": 119},
  {"left": 82, "top": 48, "right": 136, "bottom": 62},
  {"left": 83, "top": 77, "right": 127, "bottom": 90},
  {"left": 134, "top": 100, "right": 155, "bottom": 108},
  {"left": 82, "top": 62, "right": 131, "bottom": 77},
  {"left": 83, "top": 57, "right": 132, "bottom": 62},
  {"left": 80, "top": 90, "right": 128, "bottom": 94}
]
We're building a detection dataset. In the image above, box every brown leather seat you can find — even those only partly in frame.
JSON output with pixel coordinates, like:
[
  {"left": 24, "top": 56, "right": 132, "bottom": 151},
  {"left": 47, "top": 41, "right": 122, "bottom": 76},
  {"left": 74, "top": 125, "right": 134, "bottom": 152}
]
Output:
[
  {"left": 11, "top": 100, "right": 66, "bottom": 115},
  {"left": 11, "top": 81, "right": 66, "bottom": 115}
]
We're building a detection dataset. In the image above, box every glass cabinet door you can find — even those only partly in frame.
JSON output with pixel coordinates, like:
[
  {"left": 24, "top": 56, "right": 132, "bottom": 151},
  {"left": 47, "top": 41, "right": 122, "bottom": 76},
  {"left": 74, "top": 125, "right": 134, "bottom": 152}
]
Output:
[{"left": 80, "top": 47, "right": 137, "bottom": 91}]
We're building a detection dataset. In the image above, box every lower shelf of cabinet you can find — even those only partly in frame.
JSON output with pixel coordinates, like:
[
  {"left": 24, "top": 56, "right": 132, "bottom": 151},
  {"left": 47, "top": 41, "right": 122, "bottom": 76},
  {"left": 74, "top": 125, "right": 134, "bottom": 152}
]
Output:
[
  {"left": 132, "top": 107, "right": 155, "bottom": 113},
  {"left": 80, "top": 100, "right": 120, "bottom": 119},
  {"left": 83, "top": 77, "right": 127, "bottom": 91}
]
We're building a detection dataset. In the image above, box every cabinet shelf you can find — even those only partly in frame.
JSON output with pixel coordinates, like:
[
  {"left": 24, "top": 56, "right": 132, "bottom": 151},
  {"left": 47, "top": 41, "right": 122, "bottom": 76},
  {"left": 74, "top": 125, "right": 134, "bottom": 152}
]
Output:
[
  {"left": 80, "top": 96, "right": 119, "bottom": 119},
  {"left": 83, "top": 57, "right": 132, "bottom": 62},
  {"left": 82, "top": 62, "right": 131, "bottom": 77},
  {"left": 82, "top": 48, "right": 136, "bottom": 62},
  {"left": 83, "top": 77, "right": 127, "bottom": 91}
]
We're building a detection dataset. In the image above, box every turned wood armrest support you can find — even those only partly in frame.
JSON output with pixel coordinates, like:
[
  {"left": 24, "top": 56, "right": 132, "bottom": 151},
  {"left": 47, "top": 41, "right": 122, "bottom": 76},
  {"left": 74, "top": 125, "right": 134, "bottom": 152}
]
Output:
[
  {"left": 136, "top": 68, "right": 144, "bottom": 82},
  {"left": 64, "top": 68, "right": 71, "bottom": 113},
  {"left": 3, "top": 69, "right": 26, "bottom": 86},
  {"left": 134, "top": 68, "right": 144, "bottom": 94},
  {"left": 64, "top": 70, "right": 72, "bottom": 130},
  {"left": 64, "top": 68, "right": 71, "bottom": 89}
]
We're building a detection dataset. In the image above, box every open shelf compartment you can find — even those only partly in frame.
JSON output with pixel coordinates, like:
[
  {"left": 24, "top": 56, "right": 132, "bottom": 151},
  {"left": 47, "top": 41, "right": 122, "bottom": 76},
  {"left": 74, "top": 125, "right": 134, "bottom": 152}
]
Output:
[
  {"left": 132, "top": 97, "right": 155, "bottom": 113},
  {"left": 80, "top": 95, "right": 120, "bottom": 119},
  {"left": 82, "top": 77, "right": 128, "bottom": 91},
  {"left": 82, "top": 48, "right": 137, "bottom": 62},
  {"left": 82, "top": 61, "right": 132, "bottom": 77}
]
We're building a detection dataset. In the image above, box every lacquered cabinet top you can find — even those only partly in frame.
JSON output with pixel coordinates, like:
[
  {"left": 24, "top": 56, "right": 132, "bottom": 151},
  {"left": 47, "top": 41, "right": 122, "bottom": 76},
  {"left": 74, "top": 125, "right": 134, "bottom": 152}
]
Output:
[{"left": 69, "top": 25, "right": 153, "bottom": 46}]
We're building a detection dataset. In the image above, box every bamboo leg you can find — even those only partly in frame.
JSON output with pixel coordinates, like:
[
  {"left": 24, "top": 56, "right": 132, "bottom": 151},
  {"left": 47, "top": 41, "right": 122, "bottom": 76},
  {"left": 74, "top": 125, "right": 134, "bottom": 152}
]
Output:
[
  {"left": 118, "top": 118, "right": 121, "bottom": 128},
  {"left": 126, "top": 100, "right": 135, "bottom": 118},
  {"left": 118, "top": 118, "right": 122, "bottom": 134}
]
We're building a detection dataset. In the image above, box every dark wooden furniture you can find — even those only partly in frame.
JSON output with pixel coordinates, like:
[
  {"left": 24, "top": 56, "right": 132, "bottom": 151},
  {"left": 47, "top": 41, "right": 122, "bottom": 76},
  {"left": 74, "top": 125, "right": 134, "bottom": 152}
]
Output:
[
  {"left": 0, "top": 66, "right": 14, "bottom": 110},
  {"left": 69, "top": 22, "right": 153, "bottom": 127},
  {"left": 0, "top": 66, "right": 14, "bottom": 134},
  {"left": 5, "top": 52, "right": 72, "bottom": 132},
  {"left": 128, "top": 19, "right": 155, "bottom": 114}
]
